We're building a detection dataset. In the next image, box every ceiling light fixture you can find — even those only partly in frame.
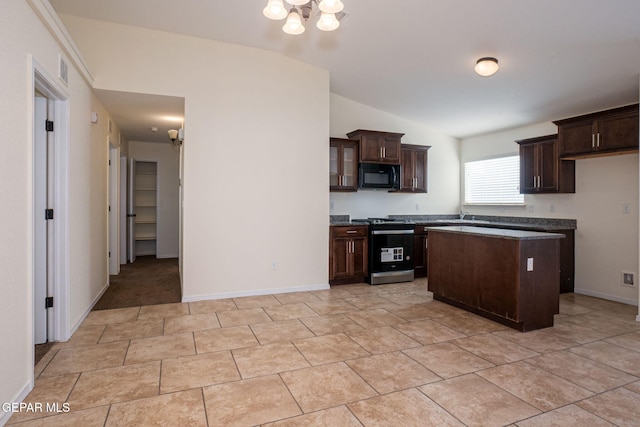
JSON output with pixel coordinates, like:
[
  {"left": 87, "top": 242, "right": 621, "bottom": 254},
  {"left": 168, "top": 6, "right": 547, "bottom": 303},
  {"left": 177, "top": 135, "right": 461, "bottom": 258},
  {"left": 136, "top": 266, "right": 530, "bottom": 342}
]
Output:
[
  {"left": 475, "top": 57, "right": 499, "bottom": 77},
  {"left": 263, "top": 0, "right": 346, "bottom": 35}
]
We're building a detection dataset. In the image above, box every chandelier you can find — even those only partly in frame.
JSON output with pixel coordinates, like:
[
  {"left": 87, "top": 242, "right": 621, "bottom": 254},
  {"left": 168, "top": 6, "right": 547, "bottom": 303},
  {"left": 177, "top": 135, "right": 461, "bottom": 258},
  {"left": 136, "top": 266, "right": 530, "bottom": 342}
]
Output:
[{"left": 263, "top": 0, "right": 345, "bottom": 35}]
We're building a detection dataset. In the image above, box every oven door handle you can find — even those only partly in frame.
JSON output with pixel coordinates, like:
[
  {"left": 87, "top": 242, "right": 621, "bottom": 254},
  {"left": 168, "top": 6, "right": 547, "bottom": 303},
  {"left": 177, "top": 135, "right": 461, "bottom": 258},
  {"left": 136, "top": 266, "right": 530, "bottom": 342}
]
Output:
[{"left": 371, "top": 230, "right": 414, "bottom": 235}]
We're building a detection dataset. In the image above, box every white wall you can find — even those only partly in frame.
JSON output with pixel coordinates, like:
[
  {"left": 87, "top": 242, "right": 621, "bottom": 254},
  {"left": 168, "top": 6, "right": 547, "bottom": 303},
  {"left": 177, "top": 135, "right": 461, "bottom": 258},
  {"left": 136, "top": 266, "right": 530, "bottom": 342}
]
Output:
[
  {"left": 0, "top": 0, "right": 112, "bottom": 419},
  {"left": 59, "top": 15, "right": 330, "bottom": 301},
  {"left": 330, "top": 95, "right": 460, "bottom": 218},
  {"left": 461, "top": 121, "right": 639, "bottom": 306},
  {"left": 128, "top": 141, "right": 180, "bottom": 259}
]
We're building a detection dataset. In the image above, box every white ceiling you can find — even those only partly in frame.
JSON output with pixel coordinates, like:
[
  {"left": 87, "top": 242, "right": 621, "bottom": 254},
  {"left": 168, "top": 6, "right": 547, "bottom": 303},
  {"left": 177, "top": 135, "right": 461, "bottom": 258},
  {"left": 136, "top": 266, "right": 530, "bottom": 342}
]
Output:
[{"left": 50, "top": 0, "right": 640, "bottom": 139}]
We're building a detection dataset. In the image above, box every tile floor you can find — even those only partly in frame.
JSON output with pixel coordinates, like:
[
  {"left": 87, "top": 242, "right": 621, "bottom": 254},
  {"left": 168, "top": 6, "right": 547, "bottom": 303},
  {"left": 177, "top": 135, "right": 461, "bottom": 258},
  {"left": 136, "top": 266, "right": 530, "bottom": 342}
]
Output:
[{"left": 9, "top": 279, "right": 640, "bottom": 426}]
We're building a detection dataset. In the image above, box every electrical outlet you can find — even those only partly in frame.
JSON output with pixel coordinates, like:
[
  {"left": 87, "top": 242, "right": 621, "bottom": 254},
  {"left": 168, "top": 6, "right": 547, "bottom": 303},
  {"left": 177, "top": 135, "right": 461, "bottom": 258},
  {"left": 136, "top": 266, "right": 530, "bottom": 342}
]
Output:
[
  {"left": 549, "top": 204, "right": 555, "bottom": 213},
  {"left": 527, "top": 258, "right": 534, "bottom": 271},
  {"left": 621, "top": 271, "right": 635, "bottom": 287},
  {"left": 271, "top": 261, "right": 277, "bottom": 271},
  {"left": 415, "top": 203, "right": 420, "bottom": 211},
  {"left": 527, "top": 205, "right": 534, "bottom": 213},
  {"left": 623, "top": 203, "right": 630, "bottom": 214}
]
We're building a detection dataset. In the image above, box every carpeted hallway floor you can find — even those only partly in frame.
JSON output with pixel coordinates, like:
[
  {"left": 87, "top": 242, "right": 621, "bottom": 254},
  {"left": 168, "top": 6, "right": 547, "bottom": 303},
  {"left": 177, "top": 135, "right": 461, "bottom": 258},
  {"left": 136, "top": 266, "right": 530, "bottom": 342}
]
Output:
[{"left": 92, "top": 256, "right": 182, "bottom": 310}]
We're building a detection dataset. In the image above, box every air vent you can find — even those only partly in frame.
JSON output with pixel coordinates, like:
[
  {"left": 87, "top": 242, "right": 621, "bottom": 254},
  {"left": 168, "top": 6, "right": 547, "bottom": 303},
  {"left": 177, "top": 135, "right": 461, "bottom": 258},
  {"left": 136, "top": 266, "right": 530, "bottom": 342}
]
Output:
[{"left": 58, "top": 54, "right": 69, "bottom": 86}]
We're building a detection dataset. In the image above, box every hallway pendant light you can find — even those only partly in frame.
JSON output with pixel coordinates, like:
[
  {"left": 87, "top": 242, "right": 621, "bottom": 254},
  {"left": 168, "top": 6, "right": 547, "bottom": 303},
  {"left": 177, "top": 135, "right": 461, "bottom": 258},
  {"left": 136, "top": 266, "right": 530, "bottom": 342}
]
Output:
[
  {"left": 263, "top": 0, "right": 346, "bottom": 35},
  {"left": 263, "top": 0, "right": 288, "bottom": 20},
  {"left": 317, "top": 12, "right": 340, "bottom": 31},
  {"left": 283, "top": 8, "right": 305, "bottom": 35},
  {"left": 475, "top": 57, "right": 499, "bottom": 77}
]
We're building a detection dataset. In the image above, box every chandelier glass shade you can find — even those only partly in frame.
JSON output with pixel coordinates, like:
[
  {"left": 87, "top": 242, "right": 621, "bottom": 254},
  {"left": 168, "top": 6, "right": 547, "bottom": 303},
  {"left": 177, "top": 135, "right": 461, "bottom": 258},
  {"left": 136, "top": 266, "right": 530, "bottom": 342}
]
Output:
[{"left": 263, "top": 0, "right": 345, "bottom": 35}]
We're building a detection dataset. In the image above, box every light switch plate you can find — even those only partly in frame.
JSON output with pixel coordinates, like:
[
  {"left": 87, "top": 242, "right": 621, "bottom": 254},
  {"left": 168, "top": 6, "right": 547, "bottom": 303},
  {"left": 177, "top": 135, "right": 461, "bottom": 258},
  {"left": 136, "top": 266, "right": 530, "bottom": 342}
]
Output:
[{"left": 527, "top": 258, "right": 534, "bottom": 271}]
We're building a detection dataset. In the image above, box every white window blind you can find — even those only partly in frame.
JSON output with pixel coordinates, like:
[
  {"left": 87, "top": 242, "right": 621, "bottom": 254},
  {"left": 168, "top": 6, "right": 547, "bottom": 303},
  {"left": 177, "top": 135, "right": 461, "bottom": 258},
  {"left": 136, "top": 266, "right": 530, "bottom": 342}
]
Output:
[{"left": 464, "top": 155, "right": 524, "bottom": 205}]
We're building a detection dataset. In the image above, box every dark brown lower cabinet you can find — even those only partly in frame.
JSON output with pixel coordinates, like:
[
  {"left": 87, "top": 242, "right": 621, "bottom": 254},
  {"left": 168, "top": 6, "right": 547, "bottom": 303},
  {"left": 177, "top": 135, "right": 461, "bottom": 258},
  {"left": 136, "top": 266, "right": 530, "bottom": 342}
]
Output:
[
  {"left": 413, "top": 225, "right": 429, "bottom": 278},
  {"left": 329, "top": 225, "right": 368, "bottom": 285}
]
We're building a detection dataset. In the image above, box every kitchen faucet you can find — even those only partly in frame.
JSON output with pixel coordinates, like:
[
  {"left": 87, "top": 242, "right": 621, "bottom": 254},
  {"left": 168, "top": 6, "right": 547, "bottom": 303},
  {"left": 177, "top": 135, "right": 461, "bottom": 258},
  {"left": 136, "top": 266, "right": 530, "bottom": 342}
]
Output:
[{"left": 459, "top": 210, "right": 467, "bottom": 220}]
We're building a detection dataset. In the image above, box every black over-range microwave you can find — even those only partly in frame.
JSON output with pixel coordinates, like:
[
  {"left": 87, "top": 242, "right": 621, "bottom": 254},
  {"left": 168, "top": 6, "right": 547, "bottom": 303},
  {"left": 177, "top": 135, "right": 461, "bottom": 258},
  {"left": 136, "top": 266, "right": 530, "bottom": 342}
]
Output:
[{"left": 359, "top": 163, "right": 400, "bottom": 190}]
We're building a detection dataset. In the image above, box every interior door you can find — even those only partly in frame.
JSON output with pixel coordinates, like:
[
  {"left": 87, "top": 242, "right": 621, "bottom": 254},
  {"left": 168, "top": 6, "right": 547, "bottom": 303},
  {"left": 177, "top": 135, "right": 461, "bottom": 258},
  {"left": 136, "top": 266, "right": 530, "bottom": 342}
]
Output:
[
  {"left": 127, "top": 158, "right": 136, "bottom": 263},
  {"left": 34, "top": 96, "right": 48, "bottom": 344}
]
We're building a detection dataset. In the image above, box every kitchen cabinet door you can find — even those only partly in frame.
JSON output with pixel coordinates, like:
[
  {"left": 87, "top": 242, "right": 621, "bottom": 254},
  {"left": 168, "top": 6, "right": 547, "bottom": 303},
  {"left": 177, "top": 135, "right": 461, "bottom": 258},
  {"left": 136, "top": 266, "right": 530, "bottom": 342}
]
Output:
[
  {"left": 330, "top": 138, "right": 358, "bottom": 192},
  {"left": 517, "top": 134, "right": 574, "bottom": 194},
  {"left": 399, "top": 144, "right": 430, "bottom": 193},
  {"left": 413, "top": 225, "right": 429, "bottom": 278},
  {"left": 329, "top": 225, "right": 368, "bottom": 285}
]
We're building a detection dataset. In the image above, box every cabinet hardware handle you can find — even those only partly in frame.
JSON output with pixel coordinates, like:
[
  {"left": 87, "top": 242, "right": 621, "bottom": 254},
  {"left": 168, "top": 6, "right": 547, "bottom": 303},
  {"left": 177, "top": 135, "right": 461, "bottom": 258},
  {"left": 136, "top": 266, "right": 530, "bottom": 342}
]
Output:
[
  {"left": 346, "top": 230, "right": 357, "bottom": 234},
  {"left": 384, "top": 147, "right": 386, "bottom": 158},
  {"left": 538, "top": 176, "right": 541, "bottom": 188},
  {"left": 533, "top": 176, "right": 536, "bottom": 188},
  {"left": 592, "top": 134, "right": 595, "bottom": 148},
  {"left": 423, "top": 226, "right": 428, "bottom": 231},
  {"left": 350, "top": 241, "right": 354, "bottom": 253},
  {"left": 425, "top": 239, "right": 428, "bottom": 249},
  {"left": 597, "top": 133, "right": 600, "bottom": 148},
  {"left": 379, "top": 147, "right": 383, "bottom": 158}
]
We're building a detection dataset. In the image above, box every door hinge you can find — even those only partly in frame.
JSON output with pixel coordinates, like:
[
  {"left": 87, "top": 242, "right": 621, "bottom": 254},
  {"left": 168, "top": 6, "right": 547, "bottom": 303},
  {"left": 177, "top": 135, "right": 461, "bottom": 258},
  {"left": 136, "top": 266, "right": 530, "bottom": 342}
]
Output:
[
  {"left": 45, "top": 296, "right": 54, "bottom": 309},
  {"left": 108, "top": 205, "right": 111, "bottom": 212},
  {"left": 45, "top": 120, "right": 54, "bottom": 132},
  {"left": 45, "top": 209, "right": 54, "bottom": 220},
  {"left": 108, "top": 251, "right": 111, "bottom": 258}
]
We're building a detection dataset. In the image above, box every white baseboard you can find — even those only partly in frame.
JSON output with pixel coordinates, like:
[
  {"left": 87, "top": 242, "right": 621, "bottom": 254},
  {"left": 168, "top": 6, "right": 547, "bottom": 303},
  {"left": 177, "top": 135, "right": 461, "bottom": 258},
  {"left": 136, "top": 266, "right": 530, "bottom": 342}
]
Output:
[
  {"left": 182, "top": 283, "right": 330, "bottom": 303},
  {"left": 0, "top": 379, "right": 33, "bottom": 426},
  {"left": 574, "top": 287, "right": 639, "bottom": 307}
]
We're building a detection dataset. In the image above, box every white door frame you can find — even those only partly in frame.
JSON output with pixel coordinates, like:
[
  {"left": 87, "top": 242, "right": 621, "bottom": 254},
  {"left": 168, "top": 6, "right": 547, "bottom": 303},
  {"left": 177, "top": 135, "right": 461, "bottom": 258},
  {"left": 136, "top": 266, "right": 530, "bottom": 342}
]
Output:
[
  {"left": 108, "top": 142, "right": 120, "bottom": 275},
  {"left": 32, "top": 58, "right": 71, "bottom": 343}
]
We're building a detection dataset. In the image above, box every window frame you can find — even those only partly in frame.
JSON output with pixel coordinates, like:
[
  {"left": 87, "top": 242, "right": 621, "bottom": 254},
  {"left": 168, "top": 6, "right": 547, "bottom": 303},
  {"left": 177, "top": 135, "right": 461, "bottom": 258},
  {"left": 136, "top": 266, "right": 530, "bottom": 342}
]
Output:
[{"left": 463, "top": 154, "right": 524, "bottom": 206}]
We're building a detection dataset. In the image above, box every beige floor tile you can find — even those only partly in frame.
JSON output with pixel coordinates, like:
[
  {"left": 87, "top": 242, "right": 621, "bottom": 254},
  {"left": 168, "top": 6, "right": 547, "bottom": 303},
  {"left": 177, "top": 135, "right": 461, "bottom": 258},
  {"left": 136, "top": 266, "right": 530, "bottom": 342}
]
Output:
[
  {"left": 40, "top": 342, "right": 128, "bottom": 377},
  {"left": 515, "top": 404, "right": 615, "bottom": 427},
  {"left": 232, "top": 342, "right": 310, "bottom": 378},
  {"left": 217, "top": 307, "right": 272, "bottom": 327},
  {"left": 250, "top": 319, "right": 315, "bottom": 344},
  {"left": 233, "top": 294, "right": 281, "bottom": 309},
  {"left": 569, "top": 340, "right": 640, "bottom": 375},
  {"left": 98, "top": 318, "right": 164, "bottom": 343},
  {"left": 7, "top": 374, "right": 79, "bottom": 423},
  {"left": 387, "top": 303, "right": 442, "bottom": 321},
  {"left": 194, "top": 325, "right": 259, "bottom": 353},
  {"left": 8, "top": 406, "right": 109, "bottom": 427},
  {"left": 125, "top": 332, "right": 195, "bottom": 364},
  {"left": 280, "top": 362, "right": 377, "bottom": 413},
  {"left": 346, "top": 308, "right": 406, "bottom": 328},
  {"left": 160, "top": 351, "right": 240, "bottom": 393},
  {"left": 137, "top": 302, "right": 189, "bottom": 320},
  {"left": 306, "top": 299, "right": 359, "bottom": 315},
  {"left": 347, "top": 325, "right": 421, "bottom": 354},
  {"left": 105, "top": 389, "right": 207, "bottom": 426},
  {"left": 561, "top": 312, "right": 638, "bottom": 335},
  {"left": 625, "top": 380, "right": 640, "bottom": 394},
  {"left": 82, "top": 307, "right": 140, "bottom": 326},
  {"left": 348, "top": 388, "right": 464, "bottom": 427},
  {"left": 420, "top": 373, "right": 541, "bottom": 427},
  {"left": 67, "top": 361, "right": 160, "bottom": 409},
  {"left": 525, "top": 350, "right": 639, "bottom": 393},
  {"left": 203, "top": 375, "right": 301, "bottom": 426},
  {"left": 163, "top": 313, "right": 220, "bottom": 335},
  {"left": 188, "top": 298, "right": 237, "bottom": 314},
  {"left": 264, "top": 303, "right": 318, "bottom": 321},
  {"left": 453, "top": 334, "right": 540, "bottom": 365},
  {"left": 434, "top": 312, "right": 506, "bottom": 335},
  {"left": 263, "top": 406, "right": 363, "bottom": 427},
  {"left": 493, "top": 328, "right": 576, "bottom": 353},
  {"left": 274, "top": 291, "right": 322, "bottom": 305},
  {"left": 403, "top": 342, "right": 494, "bottom": 379},
  {"left": 393, "top": 319, "right": 466, "bottom": 344},
  {"left": 344, "top": 295, "right": 399, "bottom": 310},
  {"left": 380, "top": 291, "right": 434, "bottom": 305},
  {"left": 299, "top": 313, "right": 364, "bottom": 336},
  {"left": 34, "top": 346, "right": 59, "bottom": 378},
  {"left": 545, "top": 320, "right": 609, "bottom": 344},
  {"left": 293, "top": 333, "right": 369, "bottom": 365},
  {"left": 345, "top": 352, "right": 441, "bottom": 394},
  {"left": 605, "top": 331, "right": 640, "bottom": 352},
  {"left": 54, "top": 325, "right": 105, "bottom": 349},
  {"left": 311, "top": 288, "right": 357, "bottom": 300},
  {"left": 576, "top": 387, "right": 640, "bottom": 427},
  {"left": 558, "top": 301, "right": 594, "bottom": 315},
  {"left": 343, "top": 284, "right": 379, "bottom": 297},
  {"left": 477, "top": 361, "right": 594, "bottom": 411}
]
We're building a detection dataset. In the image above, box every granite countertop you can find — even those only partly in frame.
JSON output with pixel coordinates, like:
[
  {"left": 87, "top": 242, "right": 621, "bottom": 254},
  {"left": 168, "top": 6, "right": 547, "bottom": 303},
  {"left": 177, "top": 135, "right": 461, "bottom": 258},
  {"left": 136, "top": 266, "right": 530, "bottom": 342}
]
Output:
[{"left": 426, "top": 225, "right": 566, "bottom": 240}]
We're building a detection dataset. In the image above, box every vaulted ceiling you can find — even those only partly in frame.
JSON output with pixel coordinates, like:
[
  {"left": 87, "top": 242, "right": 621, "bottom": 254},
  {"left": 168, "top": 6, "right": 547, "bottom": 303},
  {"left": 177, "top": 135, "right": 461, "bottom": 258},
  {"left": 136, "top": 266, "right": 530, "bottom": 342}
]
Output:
[{"left": 50, "top": 0, "right": 640, "bottom": 139}]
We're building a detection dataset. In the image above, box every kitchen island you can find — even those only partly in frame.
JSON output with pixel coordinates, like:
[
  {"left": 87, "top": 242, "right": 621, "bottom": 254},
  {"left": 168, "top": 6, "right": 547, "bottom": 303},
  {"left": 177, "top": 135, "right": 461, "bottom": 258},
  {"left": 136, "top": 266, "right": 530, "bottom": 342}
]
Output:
[{"left": 427, "top": 226, "right": 565, "bottom": 332}]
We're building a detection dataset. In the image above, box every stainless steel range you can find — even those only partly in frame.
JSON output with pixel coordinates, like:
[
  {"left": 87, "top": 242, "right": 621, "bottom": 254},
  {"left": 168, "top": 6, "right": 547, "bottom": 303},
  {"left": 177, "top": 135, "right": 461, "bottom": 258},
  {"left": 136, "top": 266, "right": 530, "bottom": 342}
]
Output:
[{"left": 352, "top": 218, "right": 415, "bottom": 285}]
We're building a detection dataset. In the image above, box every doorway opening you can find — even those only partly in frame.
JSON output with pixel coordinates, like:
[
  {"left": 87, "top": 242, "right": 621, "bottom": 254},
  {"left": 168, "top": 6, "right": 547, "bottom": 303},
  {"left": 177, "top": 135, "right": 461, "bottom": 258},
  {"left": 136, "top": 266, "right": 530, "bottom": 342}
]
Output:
[{"left": 92, "top": 89, "right": 184, "bottom": 310}]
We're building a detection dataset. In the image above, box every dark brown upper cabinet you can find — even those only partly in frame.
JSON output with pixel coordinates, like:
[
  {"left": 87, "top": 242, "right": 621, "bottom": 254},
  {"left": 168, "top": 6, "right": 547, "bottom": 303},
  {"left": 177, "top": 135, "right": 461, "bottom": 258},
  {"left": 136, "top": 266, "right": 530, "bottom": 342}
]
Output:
[
  {"left": 330, "top": 138, "right": 358, "bottom": 192},
  {"left": 554, "top": 104, "right": 638, "bottom": 159},
  {"left": 347, "top": 129, "right": 403, "bottom": 164},
  {"left": 516, "top": 134, "right": 575, "bottom": 194},
  {"left": 399, "top": 144, "right": 431, "bottom": 193}
]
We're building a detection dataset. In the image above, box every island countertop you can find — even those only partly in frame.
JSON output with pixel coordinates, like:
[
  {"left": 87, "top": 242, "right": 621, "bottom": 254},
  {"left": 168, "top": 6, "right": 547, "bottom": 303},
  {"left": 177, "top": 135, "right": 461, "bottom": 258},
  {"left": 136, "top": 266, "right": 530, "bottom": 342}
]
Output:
[{"left": 426, "top": 225, "right": 565, "bottom": 240}]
